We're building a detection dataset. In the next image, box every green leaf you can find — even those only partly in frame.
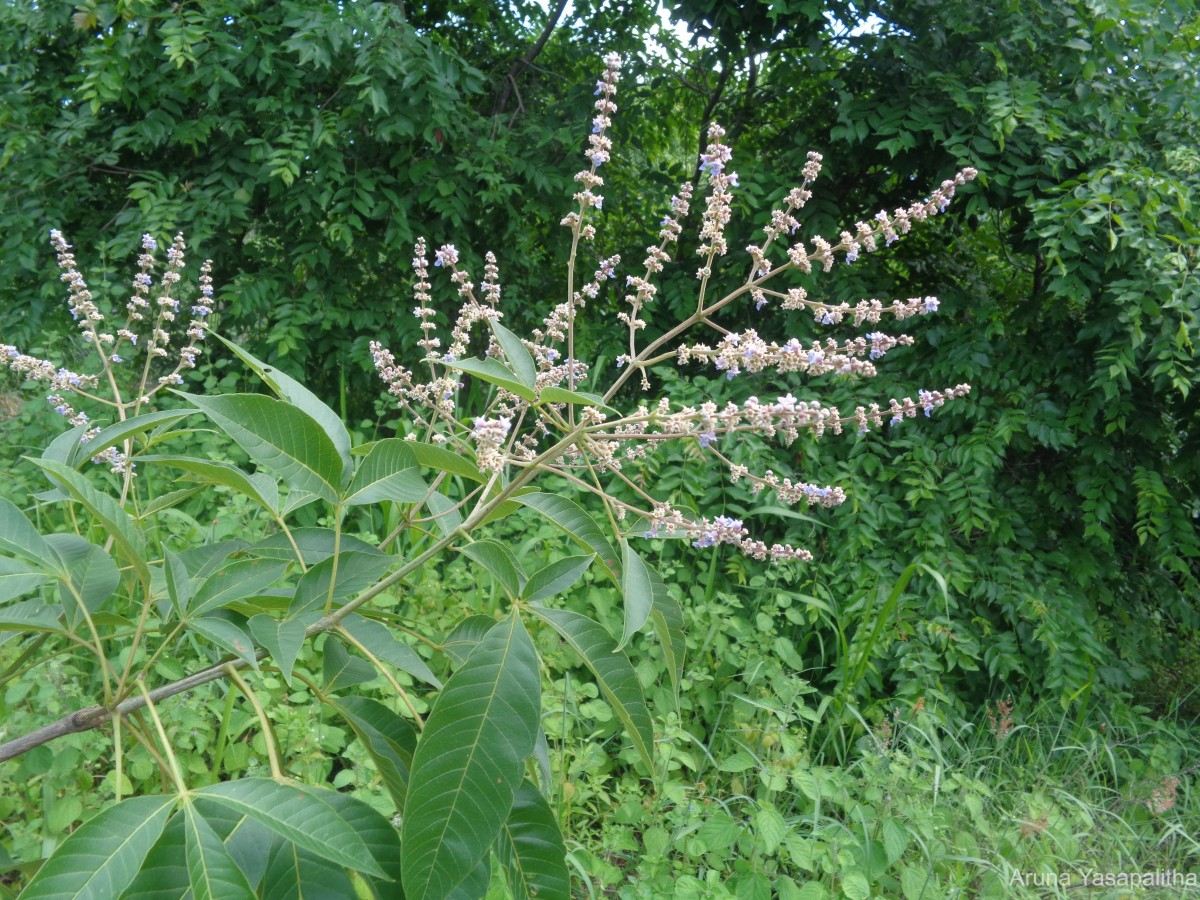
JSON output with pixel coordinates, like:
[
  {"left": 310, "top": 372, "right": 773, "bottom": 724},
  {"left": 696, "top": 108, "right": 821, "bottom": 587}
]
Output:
[
  {"left": 183, "top": 804, "right": 256, "bottom": 900},
  {"left": 522, "top": 554, "right": 593, "bottom": 603},
  {"left": 29, "top": 460, "right": 149, "bottom": 585},
  {"left": 0, "top": 496, "right": 53, "bottom": 565},
  {"left": 121, "top": 812, "right": 187, "bottom": 900},
  {"left": 425, "top": 491, "right": 463, "bottom": 537},
  {"left": 402, "top": 611, "right": 541, "bottom": 900},
  {"left": 0, "top": 598, "right": 66, "bottom": 636},
  {"left": 0, "top": 557, "right": 53, "bottom": 604},
  {"left": 289, "top": 550, "right": 392, "bottom": 616},
  {"left": 307, "top": 781, "right": 404, "bottom": 889},
  {"left": 260, "top": 840, "right": 356, "bottom": 900},
  {"left": 515, "top": 494, "right": 620, "bottom": 580},
  {"left": 185, "top": 393, "right": 344, "bottom": 503},
  {"left": 248, "top": 614, "right": 311, "bottom": 686},
  {"left": 323, "top": 636, "right": 378, "bottom": 692},
  {"left": 330, "top": 696, "right": 418, "bottom": 809},
  {"left": 20, "top": 795, "right": 175, "bottom": 899},
  {"left": 460, "top": 539, "right": 526, "bottom": 598},
  {"left": 189, "top": 559, "right": 289, "bottom": 617},
  {"left": 537, "top": 387, "right": 610, "bottom": 408},
  {"left": 489, "top": 320, "right": 537, "bottom": 388},
  {"left": 881, "top": 818, "right": 909, "bottom": 864},
  {"left": 196, "top": 779, "right": 385, "bottom": 878},
  {"left": 440, "top": 614, "right": 500, "bottom": 665},
  {"left": 161, "top": 550, "right": 192, "bottom": 621},
  {"left": 753, "top": 803, "right": 787, "bottom": 856},
  {"left": 497, "top": 780, "right": 569, "bottom": 900},
  {"left": 527, "top": 606, "right": 654, "bottom": 771},
  {"left": 616, "top": 541, "right": 656, "bottom": 652},
  {"left": 840, "top": 869, "right": 871, "bottom": 900},
  {"left": 344, "top": 438, "right": 427, "bottom": 506},
  {"left": 190, "top": 802, "right": 275, "bottom": 892},
  {"left": 248, "top": 528, "right": 378, "bottom": 565},
  {"left": 648, "top": 575, "right": 685, "bottom": 706},
  {"left": 138, "top": 456, "right": 280, "bottom": 517},
  {"left": 211, "top": 334, "right": 353, "bottom": 474},
  {"left": 448, "top": 357, "right": 537, "bottom": 402},
  {"left": 66, "top": 409, "right": 195, "bottom": 470},
  {"left": 46, "top": 534, "right": 120, "bottom": 630},
  {"left": 407, "top": 442, "right": 486, "bottom": 483},
  {"left": 190, "top": 618, "right": 259, "bottom": 669},
  {"left": 339, "top": 614, "right": 441, "bottom": 687}
]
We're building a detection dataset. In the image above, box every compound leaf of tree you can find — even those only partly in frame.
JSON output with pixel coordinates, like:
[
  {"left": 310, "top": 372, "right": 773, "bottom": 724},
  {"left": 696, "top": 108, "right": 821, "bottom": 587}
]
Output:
[
  {"left": 260, "top": 840, "right": 356, "bottom": 900},
  {"left": 330, "top": 695, "right": 418, "bottom": 810},
  {"left": 649, "top": 576, "right": 686, "bottom": 707},
  {"left": 497, "top": 780, "right": 569, "bottom": 900},
  {"left": 616, "top": 540, "right": 656, "bottom": 652},
  {"left": 0, "top": 557, "right": 52, "bottom": 605},
  {"left": 182, "top": 804, "right": 256, "bottom": 900},
  {"left": 489, "top": 319, "right": 537, "bottom": 389},
  {"left": 289, "top": 550, "right": 392, "bottom": 616},
  {"left": 401, "top": 611, "right": 540, "bottom": 900},
  {"left": 189, "top": 559, "right": 289, "bottom": 618},
  {"left": 184, "top": 393, "right": 344, "bottom": 504},
  {"left": 522, "top": 554, "right": 594, "bottom": 603},
  {"left": 29, "top": 459, "right": 148, "bottom": 585},
  {"left": 528, "top": 606, "right": 654, "bottom": 771},
  {"left": 343, "top": 438, "right": 428, "bottom": 506},
  {"left": 323, "top": 636, "right": 378, "bottom": 693},
  {"left": 339, "top": 614, "right": 441, "bottom": 687},
  {"left": 195, "top": 779, "right": 385, "bottom": 878},
  {"left": 515, "top": 494, "right": 620, "bottom": 580},
  {"left": 440, "top": 614, "right": 501, "bottom": 666},
  {"left": 189, "top": 618, "right": 259, "bottom": 670},
  {"left": 65, "top": 409, "right": 195, "bottom": 470},
  {"left": 0, "top": 598, "right": 66, "bottom": 637},
  {"left": 212, "top": 333, "right": 353, "bottom": 475},
  {"left": 138, "top": 456, "right": 281, "bottom": 518},
  {"left": 306, "top": 784, "right": 404, "bottom": 891},
  {"left": 406, "top": 442, "right": 486, "bottom": 484},
  {"left": 459, "top": 539, "right": 526, "bottom": 599},
  {"left": 119, "top": 811, "right": 187, "bottom": 900},
  {"left": 0, "top": 495, "right": 53, "bottom": 565},
  {"left": 248, "top": 614, "right": 311, "bottom": 686},
  {"left": 46, "top": 534, "right": 120, "bottom": 631},
  {"left": 448, "top": 357, "right": 537, "bottom": 402},
  {"left": 19, "top": 795, "right": 175, "bottom": 900}
]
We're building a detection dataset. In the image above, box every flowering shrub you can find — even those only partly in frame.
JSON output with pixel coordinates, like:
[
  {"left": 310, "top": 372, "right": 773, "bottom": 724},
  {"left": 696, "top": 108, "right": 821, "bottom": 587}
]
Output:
[{"left": 0, "top": 53, "right": 974, "bottom": 900}]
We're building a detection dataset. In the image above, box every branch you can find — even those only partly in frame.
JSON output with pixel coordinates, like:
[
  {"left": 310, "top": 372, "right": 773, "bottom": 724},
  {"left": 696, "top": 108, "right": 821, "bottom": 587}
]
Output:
[{"left": 491, "top": 0, "right": 569, "bottom": 123}]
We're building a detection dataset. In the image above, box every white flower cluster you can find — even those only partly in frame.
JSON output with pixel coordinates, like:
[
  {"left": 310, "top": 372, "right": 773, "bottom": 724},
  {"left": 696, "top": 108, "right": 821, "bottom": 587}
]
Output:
[{"left": 369, "top": 53, "right": 978, "bottom": 565}]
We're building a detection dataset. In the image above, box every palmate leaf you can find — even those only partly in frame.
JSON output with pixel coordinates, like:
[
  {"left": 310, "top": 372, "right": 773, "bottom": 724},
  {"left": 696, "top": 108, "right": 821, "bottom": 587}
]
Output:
[
  {"left": 330, "top": 695, "right": 418, "bottom": 809},
  {"left": 522, "top": 554, "right": 593, "bottom": 603},
  {"left": 515, "top": 494, "right": 621, "bottom": 580},
  {"left": 401, "top": 611, "right": 541, "bottom": 900},
  {"left": 20, "top": 795, "right": 175, "bottom": 899},
  {"left": 497, "top": 780, "right": 569, "bottom": 900},
  {"left": 182, "top": 804, "right": 255, "bottom": 900},
  {"left": 488, "top": 319, "right": 537, "bottom": 389},
  {"left": 528, "top": 606, "right": 655, "bottom": 772},
  {"left": 343, "top": 438, "right": 427, "bottom": 506},
  {"left": 138, "top": 456, "right": 281, "bottom": 517},
  {"left": 617, "top": 540, "right": 656, "bottom": 652},
  {"left": 188, "top": 558, "right": 289, "bottom": 617},
  {"left": 185, "top": 393, "right": 345, "bottom": 503},
  {"left": 0, "top": 496, "right": 53, "bottom": 565},
  {"left": 195, "top": 779, "right": 385, "bottom": 878},
  {"left": 248, "top": 614, "right": 311, "bottom": 686},
  {"left": 29, "top": 459, "right": 149, "bottom": 585},
  {"left": 46, "top": 534, "right": 120, "bottom": 631},
  {"left": 64, "top": 409, "right": 195, "bottom": 470},
  {"left": 448, "top": 357, "right": 537, "bottom": 402},
  {"left": 211, "top": 333, "right": 353, "bottom": 474},
  {"left": 0, "top": 557, "right": 52, "bottom": 604},
  {"left": 340, "top": 614, "right": 441, "bottom": 687},
  {"left": 459, "top": 539, "right": 526, "bottom": 599},
  {"left": 260, "top": 841, "right": 356, "bottom": 900}
]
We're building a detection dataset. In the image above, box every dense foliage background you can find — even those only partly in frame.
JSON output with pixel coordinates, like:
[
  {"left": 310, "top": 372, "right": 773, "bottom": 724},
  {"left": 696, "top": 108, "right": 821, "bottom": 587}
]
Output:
[{"left": 2, "top": 0, "right": 1198, "bottom": 896}]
